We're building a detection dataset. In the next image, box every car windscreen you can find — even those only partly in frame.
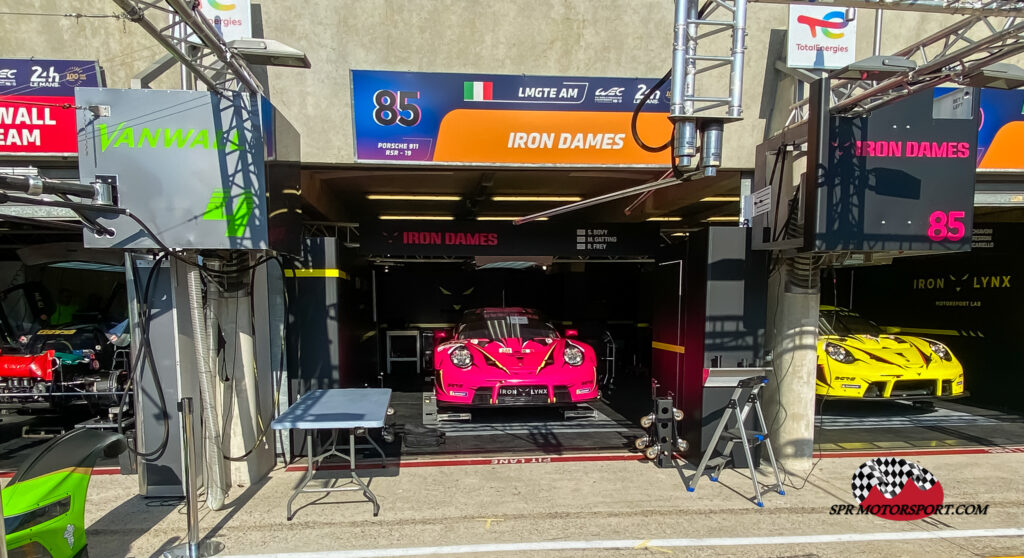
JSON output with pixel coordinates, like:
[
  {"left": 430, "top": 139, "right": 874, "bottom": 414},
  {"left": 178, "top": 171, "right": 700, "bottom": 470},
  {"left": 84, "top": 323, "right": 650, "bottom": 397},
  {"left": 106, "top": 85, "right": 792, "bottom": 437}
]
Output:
[
  {"left": 457, "top": 314, "right": 558, "bottom": 340},
  {"left": 820, "top": 311, "right": 882, "bottom": 336}
]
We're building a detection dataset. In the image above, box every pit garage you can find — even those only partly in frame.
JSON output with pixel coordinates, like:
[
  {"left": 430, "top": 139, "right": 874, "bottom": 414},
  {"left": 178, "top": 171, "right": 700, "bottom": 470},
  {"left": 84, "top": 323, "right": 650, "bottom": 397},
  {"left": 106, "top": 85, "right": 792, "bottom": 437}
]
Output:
[
  {"left": 0, "top": 176, "right": 134, "bottom": 471},
  {"left": 286, "top": 166, "right": 750, "bottom": 460},
  {"left": 813, "top": 219, "right": 1024, "bottom": 454}
]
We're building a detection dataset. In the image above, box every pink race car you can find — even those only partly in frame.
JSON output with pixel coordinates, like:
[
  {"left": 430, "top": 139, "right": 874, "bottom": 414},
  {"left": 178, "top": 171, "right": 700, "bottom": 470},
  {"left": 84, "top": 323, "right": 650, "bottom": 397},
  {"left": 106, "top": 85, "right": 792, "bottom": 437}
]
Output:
[{"left": 434, "top": 308, "right": 599, "bottom": 407}]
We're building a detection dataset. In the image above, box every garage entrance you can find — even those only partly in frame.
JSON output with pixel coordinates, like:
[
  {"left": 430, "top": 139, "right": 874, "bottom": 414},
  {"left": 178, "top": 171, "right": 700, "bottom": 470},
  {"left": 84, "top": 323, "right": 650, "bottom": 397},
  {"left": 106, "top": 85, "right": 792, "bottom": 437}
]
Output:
[
  {"left": 816, "top": 220, "right": 1024, "bottom": 453},
  {"left": 289, "top": 167, "right": 745, "bottom": 459},
  {"left": 0, "top": 211, "right": 133, "bottom": 471}
]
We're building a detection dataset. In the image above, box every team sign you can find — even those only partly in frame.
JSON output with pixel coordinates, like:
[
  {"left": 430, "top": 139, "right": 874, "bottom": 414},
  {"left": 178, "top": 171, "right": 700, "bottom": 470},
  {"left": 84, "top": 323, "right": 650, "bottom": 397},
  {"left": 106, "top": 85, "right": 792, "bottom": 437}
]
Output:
[
  {"left": 351, "top": 70, "right": 672, "bottom": 166},
  {"left": 0, "top": 59, "right": 102, "bottom": 154}
]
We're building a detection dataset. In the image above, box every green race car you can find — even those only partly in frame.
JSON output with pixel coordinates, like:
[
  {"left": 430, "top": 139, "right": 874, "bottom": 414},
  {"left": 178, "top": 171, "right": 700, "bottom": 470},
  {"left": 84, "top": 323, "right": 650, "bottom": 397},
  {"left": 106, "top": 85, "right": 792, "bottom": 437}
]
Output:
[{"left": 3, "top": 429, "right": 126, "bottom": 557}]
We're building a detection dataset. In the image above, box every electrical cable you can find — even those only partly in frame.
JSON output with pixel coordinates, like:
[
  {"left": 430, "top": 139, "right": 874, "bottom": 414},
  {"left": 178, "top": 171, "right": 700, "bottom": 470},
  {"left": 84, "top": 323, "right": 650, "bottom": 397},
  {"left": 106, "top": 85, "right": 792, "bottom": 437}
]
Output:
[
  {"left": 118, "top": 252, "right": 171, "bottom": 461},
  {"left": 218, "top": 254, "right": 289, "bottom": 461},
  {"left": 630, "top": 70, "right": 673, "bottom": 153},
  {"left": 0, "top": 11, "right": 127, "bottom": 19}
]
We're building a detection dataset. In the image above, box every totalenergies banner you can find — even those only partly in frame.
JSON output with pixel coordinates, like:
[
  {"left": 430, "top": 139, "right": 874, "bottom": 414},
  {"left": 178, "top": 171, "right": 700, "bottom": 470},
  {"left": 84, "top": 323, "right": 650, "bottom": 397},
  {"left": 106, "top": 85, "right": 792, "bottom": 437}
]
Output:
[
  {"left": 351, "top": 70, "right": 672, "bottom": 166},
  {"left": 0, "top": 59, "right": 102, "bottom": 155}
]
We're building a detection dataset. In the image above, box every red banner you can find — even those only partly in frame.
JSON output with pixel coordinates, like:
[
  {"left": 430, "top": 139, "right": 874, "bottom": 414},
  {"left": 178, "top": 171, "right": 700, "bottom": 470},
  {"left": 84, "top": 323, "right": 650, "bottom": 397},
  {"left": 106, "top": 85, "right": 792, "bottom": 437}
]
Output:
[{"left": 0, "top": 95, "right": 79, "bottom": 154}]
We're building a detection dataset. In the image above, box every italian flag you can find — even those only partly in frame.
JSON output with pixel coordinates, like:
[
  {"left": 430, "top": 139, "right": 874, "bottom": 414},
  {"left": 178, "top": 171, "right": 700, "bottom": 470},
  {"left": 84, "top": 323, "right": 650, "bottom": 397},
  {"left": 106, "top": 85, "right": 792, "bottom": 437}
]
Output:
[{"left": 464, "top": 81, "right": 493, "bottom": 101}]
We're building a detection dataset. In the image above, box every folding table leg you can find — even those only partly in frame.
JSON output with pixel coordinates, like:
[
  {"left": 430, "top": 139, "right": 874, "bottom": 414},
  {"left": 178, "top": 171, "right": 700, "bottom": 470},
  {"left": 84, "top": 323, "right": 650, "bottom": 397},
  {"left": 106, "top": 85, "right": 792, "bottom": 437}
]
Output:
[
  {"left": 287, "top": 430, "right": 315, "bottom": 521},
  {"left": 349, "top": 430, "right": 380, "bottom": 516}
]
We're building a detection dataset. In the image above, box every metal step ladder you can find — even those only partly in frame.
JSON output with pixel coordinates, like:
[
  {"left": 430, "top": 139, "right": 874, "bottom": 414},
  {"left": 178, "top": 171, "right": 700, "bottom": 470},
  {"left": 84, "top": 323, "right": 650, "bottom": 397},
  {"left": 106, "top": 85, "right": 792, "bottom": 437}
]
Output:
[{"left": 687, "top": 374, "right": 784, "bottom": 507}]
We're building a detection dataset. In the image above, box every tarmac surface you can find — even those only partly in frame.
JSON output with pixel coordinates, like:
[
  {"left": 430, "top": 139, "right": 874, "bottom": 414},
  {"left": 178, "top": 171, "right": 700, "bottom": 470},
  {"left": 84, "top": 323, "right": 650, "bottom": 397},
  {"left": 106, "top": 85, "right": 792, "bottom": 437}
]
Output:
[{"left": 74, "top": 451, "right": 1024, "bottom": 557}]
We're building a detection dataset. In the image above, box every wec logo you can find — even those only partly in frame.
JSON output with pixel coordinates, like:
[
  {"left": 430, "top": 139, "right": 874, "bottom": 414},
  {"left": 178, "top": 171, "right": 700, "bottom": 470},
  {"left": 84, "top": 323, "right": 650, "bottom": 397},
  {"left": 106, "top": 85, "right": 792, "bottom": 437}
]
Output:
[
  {"left": 797, "top": 10, "right": 849, "bottom": 39},
  {"left": 0, "top": 69, "right": 16, "bottom": 79}
]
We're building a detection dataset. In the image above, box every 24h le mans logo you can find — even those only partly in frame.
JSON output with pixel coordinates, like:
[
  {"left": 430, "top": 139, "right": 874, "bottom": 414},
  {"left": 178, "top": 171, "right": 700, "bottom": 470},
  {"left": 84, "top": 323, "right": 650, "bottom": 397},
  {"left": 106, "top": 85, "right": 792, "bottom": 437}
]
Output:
[{"left": 850, "top": 457, "right": 943, "bottom": 520}]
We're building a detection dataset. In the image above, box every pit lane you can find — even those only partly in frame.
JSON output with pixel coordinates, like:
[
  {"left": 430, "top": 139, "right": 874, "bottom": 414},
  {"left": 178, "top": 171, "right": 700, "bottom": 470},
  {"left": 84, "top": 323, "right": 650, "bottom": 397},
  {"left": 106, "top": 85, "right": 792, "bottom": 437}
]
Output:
[{"left": 816, "top": 399, "right": 1024, "bottom": 453}]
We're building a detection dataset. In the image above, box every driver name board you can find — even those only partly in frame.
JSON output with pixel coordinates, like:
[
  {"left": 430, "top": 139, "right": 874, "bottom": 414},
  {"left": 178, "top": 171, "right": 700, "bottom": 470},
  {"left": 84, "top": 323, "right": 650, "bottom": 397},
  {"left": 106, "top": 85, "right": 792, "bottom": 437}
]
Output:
[{"left": 359, "top": 221, "right": 659, "bottom": 257}]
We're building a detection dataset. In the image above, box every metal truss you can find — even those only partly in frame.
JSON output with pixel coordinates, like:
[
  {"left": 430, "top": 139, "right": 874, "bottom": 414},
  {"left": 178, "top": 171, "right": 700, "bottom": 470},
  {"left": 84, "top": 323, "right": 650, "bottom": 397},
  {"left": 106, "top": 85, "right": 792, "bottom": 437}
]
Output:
[
  {"left": 769, "top": 1, "right": 1024, "bottom": 124},
  {"left": 751, "top": 0, "right": 1024, "bottom": 17},
  {"left": 302, "top": 221, "right": 359, "bottom": 245},
  {"left": 670, "top": 0, "right": 748, "bottom": 166},
  {"left": 112, "top": 0, "right": 262, "bottom": 95}
]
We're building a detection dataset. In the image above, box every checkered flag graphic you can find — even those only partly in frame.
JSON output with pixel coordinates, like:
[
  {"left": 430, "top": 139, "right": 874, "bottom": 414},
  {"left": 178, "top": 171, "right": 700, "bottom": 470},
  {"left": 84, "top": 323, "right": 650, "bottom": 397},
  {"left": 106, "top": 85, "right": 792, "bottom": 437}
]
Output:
[{"left": 851, "top": 457, "right": 939, "bottom": 503}]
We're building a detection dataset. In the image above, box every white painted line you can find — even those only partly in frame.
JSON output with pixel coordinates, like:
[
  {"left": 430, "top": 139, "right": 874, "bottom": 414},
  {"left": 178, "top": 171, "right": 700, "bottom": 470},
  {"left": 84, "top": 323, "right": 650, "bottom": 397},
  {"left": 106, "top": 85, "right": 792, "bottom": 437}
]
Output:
[{"left": 222, "top": 527, "right": 1024, "bottom": 558}]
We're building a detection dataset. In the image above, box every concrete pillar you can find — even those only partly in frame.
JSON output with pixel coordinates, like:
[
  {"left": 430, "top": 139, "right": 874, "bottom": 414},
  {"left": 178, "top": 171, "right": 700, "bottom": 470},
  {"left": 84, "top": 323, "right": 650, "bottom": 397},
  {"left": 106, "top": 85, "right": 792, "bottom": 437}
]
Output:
[
  {"left": 213, "top": 256, "right": 276, "bottom": 489},
  {"left": 764, "top": 258, "right": 819, "bottom": 473}
]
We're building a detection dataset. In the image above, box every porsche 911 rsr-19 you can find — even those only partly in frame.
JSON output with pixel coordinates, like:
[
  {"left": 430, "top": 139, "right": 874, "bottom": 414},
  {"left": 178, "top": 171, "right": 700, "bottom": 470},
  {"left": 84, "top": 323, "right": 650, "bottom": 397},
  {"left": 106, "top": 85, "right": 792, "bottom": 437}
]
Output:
[
  {"left": 434, "top": 308, "right": 598, "bottom": 407},
  {"left": 817, "top": 307, "right": 964, "bottom": 400}
]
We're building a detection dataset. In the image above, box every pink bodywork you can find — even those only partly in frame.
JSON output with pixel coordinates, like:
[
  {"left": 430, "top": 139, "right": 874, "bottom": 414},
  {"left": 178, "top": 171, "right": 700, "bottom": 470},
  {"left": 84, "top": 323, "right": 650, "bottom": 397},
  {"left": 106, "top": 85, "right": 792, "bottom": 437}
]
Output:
[{"left": 434, "top": 336, "right": 599, "bottom": 406}]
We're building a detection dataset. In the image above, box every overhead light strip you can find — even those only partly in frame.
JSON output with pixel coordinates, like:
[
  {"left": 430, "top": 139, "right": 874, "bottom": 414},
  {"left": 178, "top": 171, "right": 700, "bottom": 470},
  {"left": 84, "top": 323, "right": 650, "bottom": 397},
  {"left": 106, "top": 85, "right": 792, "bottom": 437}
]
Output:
[
  {"left": 476, "top": 216, "right": 549, "bottom": 221},
  {"left": 491, "top": 196, "right": 583, "bottom": 202},
  {"left": 700, "top": 196, "right": 741, "bottom": 202},
  {"left": 379, "top": 215, "right": 454, "bottom": 221},
  {"left": 705, "top": 216, "right": 740, "bottom": 222},
  {"left": 367, "top": 194, "right": 461, "bottom": 201},
  {"left": 646, "top": 217, "right": 682, "bottom": 222}
]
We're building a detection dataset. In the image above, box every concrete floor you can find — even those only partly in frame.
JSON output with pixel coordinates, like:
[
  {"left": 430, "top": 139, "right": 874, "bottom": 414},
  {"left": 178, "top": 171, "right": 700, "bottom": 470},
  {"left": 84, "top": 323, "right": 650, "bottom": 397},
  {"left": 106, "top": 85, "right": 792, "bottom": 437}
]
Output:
[{"left": 77, "top": 452, "right": 1024, "bottom": 557}]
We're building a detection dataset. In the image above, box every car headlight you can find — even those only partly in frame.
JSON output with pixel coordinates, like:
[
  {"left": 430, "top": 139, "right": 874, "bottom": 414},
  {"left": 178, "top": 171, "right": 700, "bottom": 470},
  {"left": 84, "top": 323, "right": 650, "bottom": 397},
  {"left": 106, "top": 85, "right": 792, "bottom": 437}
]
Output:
[
  {"left": 450, "top": 345, "right": 473, "bottom": 369},
  {"left": 824, "top": 342, "right": 856, "bottom": 364},
  {"left": 563, "top": 344, "right": 584, "bottom": 366},
  {"left": 929, "top": 341, "right": 952, "bottom": 362}
]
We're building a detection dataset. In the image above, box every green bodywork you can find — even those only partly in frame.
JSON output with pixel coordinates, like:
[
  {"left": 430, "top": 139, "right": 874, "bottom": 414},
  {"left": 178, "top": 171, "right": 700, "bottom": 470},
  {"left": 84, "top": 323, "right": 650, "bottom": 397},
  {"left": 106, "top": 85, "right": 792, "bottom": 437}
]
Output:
[{"left": 3, "top": 429, "right": 125, "bottom": 558}]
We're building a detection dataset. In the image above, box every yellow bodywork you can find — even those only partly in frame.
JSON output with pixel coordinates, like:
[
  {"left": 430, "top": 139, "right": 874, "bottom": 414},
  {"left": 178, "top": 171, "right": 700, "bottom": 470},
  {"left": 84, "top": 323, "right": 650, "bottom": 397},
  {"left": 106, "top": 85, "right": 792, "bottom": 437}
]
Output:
[{"left": 817, "top": 308, "right": 965, "bottom": 399}]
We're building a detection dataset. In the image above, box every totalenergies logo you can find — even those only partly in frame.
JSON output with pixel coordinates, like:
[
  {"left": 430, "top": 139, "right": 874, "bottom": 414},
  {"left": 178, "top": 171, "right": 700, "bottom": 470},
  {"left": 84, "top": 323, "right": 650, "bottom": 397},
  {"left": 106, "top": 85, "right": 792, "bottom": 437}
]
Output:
[
  {"left": 797, "top": 10, "right": 848, "bottom": 39},
  {"left": 207, "top": 0, "right": 236, "bottom": 10}
]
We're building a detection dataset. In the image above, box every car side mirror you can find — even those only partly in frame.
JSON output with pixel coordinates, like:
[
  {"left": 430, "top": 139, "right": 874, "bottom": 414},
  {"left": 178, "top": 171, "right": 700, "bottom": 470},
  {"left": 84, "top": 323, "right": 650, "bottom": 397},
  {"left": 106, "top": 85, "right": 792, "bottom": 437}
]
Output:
[{"left": 564, "top": 329, "right": 578, "bottom": 338}]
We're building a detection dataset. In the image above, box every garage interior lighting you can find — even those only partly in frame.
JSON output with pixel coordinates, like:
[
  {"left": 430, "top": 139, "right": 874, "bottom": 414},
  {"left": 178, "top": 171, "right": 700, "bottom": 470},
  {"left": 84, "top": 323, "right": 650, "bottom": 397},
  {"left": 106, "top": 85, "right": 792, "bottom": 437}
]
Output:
[
  {"left": 491, "top": 196, "right": 584, "bottom": 202},
  {"left": 646, "top": 217, "right": 682, "bottom": 221},
  {"left": 49, "top": 262, "right": 125, "bottom": 273},
  {"left": 366, "top": 194, "right": 462, "bottom": 201},
  {"left": 379, "top": 215, "right": 454, "bottom": 221},
  {"left": 700, "top": 196, "right": 740, "bottom": 202},
  {"left": 671, "top": 232, "right": 689, "bottom": 237},
  {"left": 705, "top": 216, "right": 740, "bottom": 222},
  {"left": 476, "top": 216, "right": 549, "bottom": 221}
]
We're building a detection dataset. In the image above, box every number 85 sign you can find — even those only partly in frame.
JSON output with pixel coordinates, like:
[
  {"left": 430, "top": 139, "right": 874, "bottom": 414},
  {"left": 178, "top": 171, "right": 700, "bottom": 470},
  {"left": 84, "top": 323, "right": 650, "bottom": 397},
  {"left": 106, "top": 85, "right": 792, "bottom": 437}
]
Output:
[{"left": 928, "top": 211, "right": 966, "bottom": 242}]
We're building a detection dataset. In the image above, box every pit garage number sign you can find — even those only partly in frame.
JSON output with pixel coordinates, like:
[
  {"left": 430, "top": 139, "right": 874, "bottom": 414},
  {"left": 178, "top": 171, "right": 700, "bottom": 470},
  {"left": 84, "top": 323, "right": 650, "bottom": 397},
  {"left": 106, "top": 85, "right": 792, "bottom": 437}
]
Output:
[
  {"left": 814, "top": 89, "right": 977, "bottom": 252},
  {"left": 0, "top": 59, "right": 102, "bottom": 155},
  {"left": 351, "top": 70, "right": 673, "bottom": 166}
]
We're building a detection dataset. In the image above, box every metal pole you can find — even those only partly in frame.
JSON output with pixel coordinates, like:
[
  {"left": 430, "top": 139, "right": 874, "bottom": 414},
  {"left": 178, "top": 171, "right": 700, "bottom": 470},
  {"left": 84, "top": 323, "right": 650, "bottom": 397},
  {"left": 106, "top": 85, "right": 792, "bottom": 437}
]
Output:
[
  {"left": 181, "top": 397, "right": 200, "bottom": 557},
  {"left": 162, "top": 397, "right": 202, "bottom": 558},
  {"left": 729, "top": 0, "right": 748, "bottom": 118},
  {"left": 872, "top": 9, "right": 883, "bottom": 56}
]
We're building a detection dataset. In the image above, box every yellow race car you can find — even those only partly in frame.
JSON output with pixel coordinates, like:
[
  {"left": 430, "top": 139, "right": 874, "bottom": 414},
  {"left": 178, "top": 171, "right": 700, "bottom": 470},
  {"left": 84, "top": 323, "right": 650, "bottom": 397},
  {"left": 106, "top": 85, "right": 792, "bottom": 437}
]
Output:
[{"left": 817, "top": 307, "right": 965, "bottom": 400}]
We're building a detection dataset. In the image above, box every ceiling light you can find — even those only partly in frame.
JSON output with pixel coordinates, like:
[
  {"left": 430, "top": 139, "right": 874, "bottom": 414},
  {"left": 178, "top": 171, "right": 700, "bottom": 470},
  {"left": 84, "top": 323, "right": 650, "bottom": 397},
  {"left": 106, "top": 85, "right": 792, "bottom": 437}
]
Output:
[
  {"left": 830, "top": 55, "right": 916, "bottom": 81},
  {"left": 705, "top": 216, "right": 740, "bottom": 222},
  {"left": 491, "top": 196, "right": 583, "bottom": 202},
  {"left": 226, "top": 39, "right": 311, "bottom": 69},
  {"left": 700, "top": 196, "right": 740, "bottom": 202},
  {"left": 647, "top": 217, "right": 682, "bottom": 222},
  {"left": 961, "top": 63, "right": 1024, "bottom": 90},
  {"left": 671, "top": 232, "right": 689, "bottom": 237},
  {"left": 476, "top": 216, "right": 549, "bottom": 221},
  {"left": 379, "top": 215, "right": 454, "bottom": 221},
  {"left": 366, "top": 194, "right": 461, "bottom": 201}
]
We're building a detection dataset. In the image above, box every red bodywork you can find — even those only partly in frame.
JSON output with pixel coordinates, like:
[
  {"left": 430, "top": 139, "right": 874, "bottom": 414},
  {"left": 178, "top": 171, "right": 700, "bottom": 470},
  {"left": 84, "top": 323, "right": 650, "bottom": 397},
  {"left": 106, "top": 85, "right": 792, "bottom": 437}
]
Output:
[{"left": 0, "top": 350, "right": 55, "bottom": 381}]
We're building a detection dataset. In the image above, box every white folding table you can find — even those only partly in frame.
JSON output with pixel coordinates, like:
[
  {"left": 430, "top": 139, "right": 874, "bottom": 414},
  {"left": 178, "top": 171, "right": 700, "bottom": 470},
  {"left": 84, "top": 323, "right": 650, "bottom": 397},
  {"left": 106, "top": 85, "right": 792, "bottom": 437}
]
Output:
[{"left": 271, "top": 388, "right": 391, "bottom": 519}]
